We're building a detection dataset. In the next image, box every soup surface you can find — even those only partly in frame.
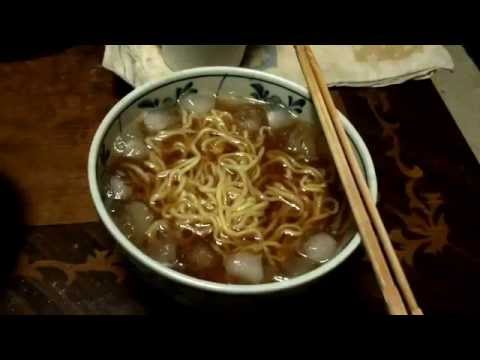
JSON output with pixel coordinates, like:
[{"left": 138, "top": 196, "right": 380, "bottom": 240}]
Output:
[{"left": 103, "top": 94, "right": 350, "bottom": 284}]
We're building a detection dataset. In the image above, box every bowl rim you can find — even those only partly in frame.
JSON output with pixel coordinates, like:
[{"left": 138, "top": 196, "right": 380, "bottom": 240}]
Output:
[{"left": 88, "top": 66, "right": 378, "bottom": 294}]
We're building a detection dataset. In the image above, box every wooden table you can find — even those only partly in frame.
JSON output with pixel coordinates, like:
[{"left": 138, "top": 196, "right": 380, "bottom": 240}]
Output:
[{"left": 1, "top": 46, "right": 479, "bottom": 315}]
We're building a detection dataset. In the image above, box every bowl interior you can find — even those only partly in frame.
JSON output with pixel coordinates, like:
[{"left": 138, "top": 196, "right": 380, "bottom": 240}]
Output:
[{"left": 90, "top": 67, "right": 377, "bottom": 294}]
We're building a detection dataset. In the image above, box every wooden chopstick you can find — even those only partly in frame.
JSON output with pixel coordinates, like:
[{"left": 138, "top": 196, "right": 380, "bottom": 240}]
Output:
[
  {"left": 299, "top": 46, "right": 423, "bottom": 315},
  {"left": 295, "top": 45, "right": 423, "bottom": 315},
  {"left": 294, "top": 45, "right": 406, "bottom": 315}
]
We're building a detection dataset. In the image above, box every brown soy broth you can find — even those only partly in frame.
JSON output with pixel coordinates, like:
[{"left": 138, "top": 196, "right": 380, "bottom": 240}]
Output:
[
  {"left": 215, "top": 96, "right": 265, "bottom": 114},
  {"left": 107, "top": 96, "right": 350, "bottom": 284}
]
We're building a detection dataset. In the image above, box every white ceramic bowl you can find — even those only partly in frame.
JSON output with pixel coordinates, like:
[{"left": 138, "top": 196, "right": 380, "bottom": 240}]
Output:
[{"left": 88, "top": 66, "right": 377, "bottom": 296}]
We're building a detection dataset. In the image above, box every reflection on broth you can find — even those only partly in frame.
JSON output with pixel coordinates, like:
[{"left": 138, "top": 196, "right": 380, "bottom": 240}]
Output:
[{"left": 103, "top": 94, "right": 351, "bottom": 284}]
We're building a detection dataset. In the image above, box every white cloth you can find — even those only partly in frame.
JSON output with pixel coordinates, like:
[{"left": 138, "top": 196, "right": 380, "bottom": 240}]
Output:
[{"left": 103, "top": 45, "right": 454, "bottom": 88}]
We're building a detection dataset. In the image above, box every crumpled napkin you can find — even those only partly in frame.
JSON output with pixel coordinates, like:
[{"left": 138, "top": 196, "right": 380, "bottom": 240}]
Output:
[{"left": 103, "top": 45, "right": 454, "bottom": 88}]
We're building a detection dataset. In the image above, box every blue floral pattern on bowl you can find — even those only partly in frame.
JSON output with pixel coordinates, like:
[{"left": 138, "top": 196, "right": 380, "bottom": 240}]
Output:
[
  {"left": 98, "top": 74, "right": 321, "bottom": 175},
  {"left": 250, "top": 83, "right": 307, "bottom": 114},
  {"left": 137, "top": 81, "right": 199, "bottom": 109}
]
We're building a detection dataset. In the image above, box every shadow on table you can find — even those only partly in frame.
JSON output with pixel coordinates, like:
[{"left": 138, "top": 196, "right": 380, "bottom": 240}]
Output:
[
  {"left": 0, "top": 46, "right": 73, "bottom": 62},
  {"left": 0, "top": 173, "right": 27, "bottom": 295},
  {"left": 113, "top": 76, "right": 135, "bottom": 99},
  {"left": 128, "top": 249, "right": 384, "bottom": 316}
]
